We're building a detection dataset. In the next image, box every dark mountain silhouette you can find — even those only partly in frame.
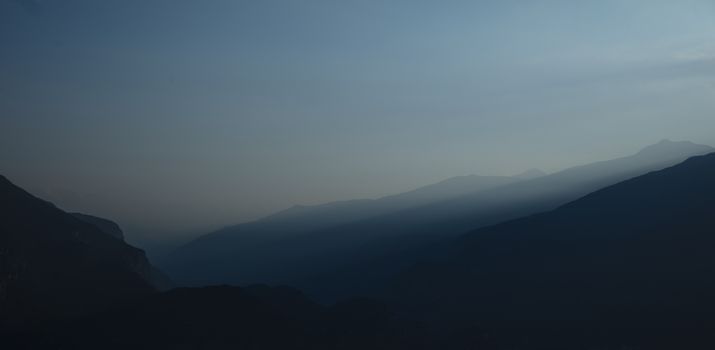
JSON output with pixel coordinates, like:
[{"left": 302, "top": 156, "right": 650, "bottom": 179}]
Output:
[
  {"left": 0, "top": 175, "right": 166, "bottom": 327},
  {"left": 0, "top": 175, "right": 415, "bottom": 349},
  {"left": 7, "top": 285, "right": 425, "bottom": 350},
  {"left": 165, "top": 140, "right": 713, "bottom": 302},
  {"left": 71, "top": 213, "right": 125, "bottom": 241},
  {"left": 72, "top": 212, "right": 174, "bottom": 292},
  {"left": 388, "top": 151, "right": 715, "bottom": 349},
  {"left": 70, "top": 213, "right": 174, "bottom": 290}
]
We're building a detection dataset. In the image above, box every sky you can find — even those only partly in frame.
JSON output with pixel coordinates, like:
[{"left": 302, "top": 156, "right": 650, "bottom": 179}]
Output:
[{"left": 2, "top": 0, "right": 715, "bottom": 246}]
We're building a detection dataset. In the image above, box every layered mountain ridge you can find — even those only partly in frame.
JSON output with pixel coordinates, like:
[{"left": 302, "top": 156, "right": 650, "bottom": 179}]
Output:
[
  {"left": 164, "top": 140, "right": 713, "bottom": 302},
  {"left": 388, "top": 151, "right": 715, "bottom": 348}
]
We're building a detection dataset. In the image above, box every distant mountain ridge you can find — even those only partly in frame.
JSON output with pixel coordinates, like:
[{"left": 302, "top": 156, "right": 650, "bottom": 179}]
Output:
[
  {"left": 387, "top": 151, "right": 715, "bottom": 348},
  {"left": 259, "top": 174, "right": 521, "bottom": 229},
  {"left": 164, "top": 173, "right": 524, "bottom": 282},
  {"left": 164, "top": 140, "right": 714, "bottom": 302}
]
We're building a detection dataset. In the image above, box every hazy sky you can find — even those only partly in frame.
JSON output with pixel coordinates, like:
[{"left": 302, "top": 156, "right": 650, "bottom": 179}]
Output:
[{"left": 2, "top": 0, "right": 715, "bottom": 243}]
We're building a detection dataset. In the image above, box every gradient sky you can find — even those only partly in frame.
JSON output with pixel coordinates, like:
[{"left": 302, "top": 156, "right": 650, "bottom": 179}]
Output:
[{"left": 2, "top": 0, "right": 715, "bottom": 245}]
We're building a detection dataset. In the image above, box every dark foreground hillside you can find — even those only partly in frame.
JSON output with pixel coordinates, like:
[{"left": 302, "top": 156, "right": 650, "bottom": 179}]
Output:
[
  {"left": 5, "top": 285, "right": 426, "bottom": 350},
  {"left": 0, "top": 175, "right": 163, "bottom": 327},
  {"left": 390, "top": 152, "right": 715, "bottom": 348}
]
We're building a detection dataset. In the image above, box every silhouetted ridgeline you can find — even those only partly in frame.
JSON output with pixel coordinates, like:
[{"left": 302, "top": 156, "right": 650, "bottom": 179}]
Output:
[
  {"left": 0, "top": 175, "right": 168, "bottom": 327},
  {"left": 3, "top": 146, "right": 715, "bottom": 349},
  {"left": 164, "top": 140, "right": 713, "bottom": 302},
  {"left": 0, "top": 175, "right": 416, "bottom": 349},
  {"left": 71, "top": 213, "right": 125, "bottom": 241},
  {"left": 388, "top": 151, "right": 715, "bottom": 348},
  {"left": 164, "top": 173, "right": 523, "bottom": 293}
]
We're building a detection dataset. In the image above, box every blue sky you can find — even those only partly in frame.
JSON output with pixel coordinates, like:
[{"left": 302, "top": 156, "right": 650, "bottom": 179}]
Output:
[{"left": 2, "top": 0, "right": 715, "bottom": 242}]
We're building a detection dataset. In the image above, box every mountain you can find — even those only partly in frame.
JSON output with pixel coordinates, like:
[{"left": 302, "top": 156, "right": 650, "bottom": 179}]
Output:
[
  {"left": 373, "top": 140, "right": 714, "bottom": 236},
  {"left": 247, "top": 173, "right": 519, "bottom": 231},
  {"left": 71, "top": 213, "right": 125, "bottom": 241},
  {"left": 165, "top": 140, "right": 713, "bottom": 302},
  {"left": 72, "top": 212, "right": 173, "bottom": 290},
  {"left": 0, "top": 175, "right": 164, "bottom": 326},
  {"left": 388, "top": 152, "right": 715, "bottom": 349},
  {"left": 163, "top": 174, "right": 520, "bottom": 282},
  {"left": 8, "top": 285, "right": 422, "bottom": 350}
]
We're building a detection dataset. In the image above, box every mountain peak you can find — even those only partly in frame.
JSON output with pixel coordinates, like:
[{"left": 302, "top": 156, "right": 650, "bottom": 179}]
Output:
[{"left": 636, "top": 139, "right": 713, "bottom": 157}]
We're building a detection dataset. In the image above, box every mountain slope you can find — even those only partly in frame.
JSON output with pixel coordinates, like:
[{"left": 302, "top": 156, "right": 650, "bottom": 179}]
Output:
[
  {"left": 165, "top": 141, "right": 713, "bottom": 302},
  {"left": 164, "top": 174, "right": 520, "bottom": 282},
  {"left": 73, "top": 212, "right": 173, "bottom": 290},
  {"left": 71, "top": 213, "right": 125, "bottom": 241},
  {"left": 0, "top": 175, "right": 161, "bottom": 326},
  {"left": 221, "top": 173, "right": 519, "bottom": 233},
  {"left": 389, "top": 152, "right": 715, "bottom": 348},
  {"left": 365, "top": 140, "right": 714, "bottom": 237}
]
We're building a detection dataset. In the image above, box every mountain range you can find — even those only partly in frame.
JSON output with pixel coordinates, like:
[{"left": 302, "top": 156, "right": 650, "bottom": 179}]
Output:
[
  {"left": 164, "top": 140, "right": 714, "bottom": 301},
  {"left": 388, "top": 151, "right": 715, "bottom": 348},
  {"left": 3, "top": 140, "right": 715, "bottom": 349}
]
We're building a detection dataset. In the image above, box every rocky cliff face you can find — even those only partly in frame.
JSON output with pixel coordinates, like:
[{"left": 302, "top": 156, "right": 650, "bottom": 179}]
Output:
[{"left": 0, "top": 175, "right": 162, "bottom": 326}]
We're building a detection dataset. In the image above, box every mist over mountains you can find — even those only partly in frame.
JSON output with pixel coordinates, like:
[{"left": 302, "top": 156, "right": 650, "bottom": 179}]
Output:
[
  {"left": 388, "top": 151, "right": 715, "bottom": 348},
  {"left": 4, "top": 1, "right": 715, "bottom": 348},
  {"left": 163, "top": 140, "right": 713, "bottom": 301},
  {"left": 0, "top": 140, "right": 715, "bottom": 350},
  {"left": 2, "top": 140, "right": 715, "bottom": 349}
]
